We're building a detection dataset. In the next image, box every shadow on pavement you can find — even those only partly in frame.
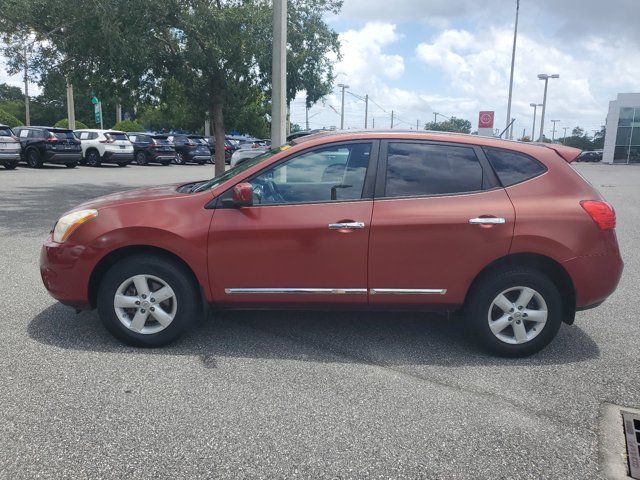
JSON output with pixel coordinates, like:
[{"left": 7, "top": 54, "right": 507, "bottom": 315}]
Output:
[{"left": 28, "top": 303, "right": 600, "bottom": 368}]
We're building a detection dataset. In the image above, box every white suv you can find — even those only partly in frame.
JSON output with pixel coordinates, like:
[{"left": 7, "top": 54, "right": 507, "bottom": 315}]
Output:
[{"left": 74, "top": 129, "right": 134, "bottom": 167}]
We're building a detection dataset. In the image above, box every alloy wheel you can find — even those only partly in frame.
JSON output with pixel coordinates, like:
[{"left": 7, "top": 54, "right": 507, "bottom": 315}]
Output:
[
  {"left": 113, "top": 274, "right": 177, "bottom": 335},
  {"left": 487, "top": 286, "right": 548, "bottom": 345},
  {"left": 174, "top": 152, "right": 184, "bottom": 164}
]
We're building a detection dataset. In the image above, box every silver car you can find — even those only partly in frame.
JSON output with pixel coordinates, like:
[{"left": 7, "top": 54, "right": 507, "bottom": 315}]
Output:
[{"left": 0, "top": 124, "right": 21, "bottom": 170}]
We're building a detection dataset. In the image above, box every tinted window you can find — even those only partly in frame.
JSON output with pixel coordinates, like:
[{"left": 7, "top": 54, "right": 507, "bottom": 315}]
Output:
[
  {"left": 483, "top": 147, "right": 546, "bottom": 187},
  {"left": 106, "top": 132, "right": 128, "bottom": 141},
  {"left": 248, "top": 143, "right": 372, "bottom": 204},
  {"left": 50, "top": 130, "right": 75, "bottom": 140},
  {"left": 0, "top": 127, "right": 13, "bottom": 136},
  {"left": 385, "top": 143, "right": 483, "bottom": 197}
]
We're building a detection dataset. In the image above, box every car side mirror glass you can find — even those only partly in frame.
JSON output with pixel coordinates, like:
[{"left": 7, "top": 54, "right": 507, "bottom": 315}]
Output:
[{"left": 231, "top": 182, "right": 253, "bottom": 207}]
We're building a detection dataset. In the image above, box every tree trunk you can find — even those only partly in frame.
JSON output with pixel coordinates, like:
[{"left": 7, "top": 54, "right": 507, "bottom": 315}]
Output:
[{"left": 211, "top": 97, "right": 225, "bottom": 177}]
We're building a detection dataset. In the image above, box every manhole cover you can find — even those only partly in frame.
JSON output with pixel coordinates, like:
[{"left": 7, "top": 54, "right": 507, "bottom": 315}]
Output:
[{"left": 623, "top": 411, "right": 640, "bottom": 479}]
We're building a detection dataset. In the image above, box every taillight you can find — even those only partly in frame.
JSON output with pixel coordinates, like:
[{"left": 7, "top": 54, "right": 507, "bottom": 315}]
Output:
[{"left": 580, "top": 200, "right": 616, "bottom": 230}]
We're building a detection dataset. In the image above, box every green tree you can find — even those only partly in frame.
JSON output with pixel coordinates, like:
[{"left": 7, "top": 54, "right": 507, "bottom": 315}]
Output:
[
  {"left": 54, "top": 118, "right": 88, "bottom": 129},
  {"left": 424, "top": 117, "right": 472, "bottom": 134},
  {"left": 113, "top": 119, "right": 143, "bottom": 132},
  {"left": 0, "top": 107, "right": 23, "bottom": 127}
]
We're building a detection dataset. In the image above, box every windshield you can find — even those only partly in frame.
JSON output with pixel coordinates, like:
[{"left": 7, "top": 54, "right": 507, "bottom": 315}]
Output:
[
  {"left": 52, "top": 130, "right": 76, "bottom": 140},
  {"left": 192, "top": 147, "right": 287, "bottom": 193},
  {"left": 0, "top": 127, "right": 13, "bottom": 137}
]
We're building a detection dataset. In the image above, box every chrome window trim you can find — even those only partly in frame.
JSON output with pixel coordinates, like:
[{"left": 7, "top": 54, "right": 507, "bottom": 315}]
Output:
[
  {"left": 225, "top": 288, "right": 367, "bottom": 295},
  {"left": 370, "top": 288, "right": 447, "bottom": 295}
]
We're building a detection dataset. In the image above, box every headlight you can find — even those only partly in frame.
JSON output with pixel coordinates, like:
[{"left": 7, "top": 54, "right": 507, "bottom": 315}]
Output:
[{"left": 52, "top": 209, "right": 98, "bottom": 243}]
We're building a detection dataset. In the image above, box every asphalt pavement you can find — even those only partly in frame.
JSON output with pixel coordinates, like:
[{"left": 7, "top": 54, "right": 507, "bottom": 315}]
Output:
[{"left": 0, "top": 161, "right": 638, "bottom": 479}]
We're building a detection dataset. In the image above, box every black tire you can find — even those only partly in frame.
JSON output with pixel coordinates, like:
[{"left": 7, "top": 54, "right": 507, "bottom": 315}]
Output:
[
  {"left": 174, "top": 152, "right": 185, "bottom": 165},
  {"left": 26, "top": 149, "right": 42, "bottom": 168},
  {"left": 66, "top": 162, "right": 77, "bottom": 168},
  {"left": 3, "top": 161, "right": 18, "bottom": 170},
  {"left": 97, "top": 255, "right": 201, "bottom": 347},
  {"left": 85, "top": 149, "right": 101, "bottom": 167},
  {"left": 464, "top": 267, "right": 563, "bottom": 357},
  {"left": 135, "top": 151, "right": 148, "bottom": 166}
]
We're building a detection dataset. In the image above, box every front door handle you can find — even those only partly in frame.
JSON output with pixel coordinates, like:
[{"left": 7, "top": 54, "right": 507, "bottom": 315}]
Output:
[
  {"left": 469, "top": 217, "right": 506, "bottom": 225},
  {"left": 328, "top": 221, "right": 365, "bottom": 230}
]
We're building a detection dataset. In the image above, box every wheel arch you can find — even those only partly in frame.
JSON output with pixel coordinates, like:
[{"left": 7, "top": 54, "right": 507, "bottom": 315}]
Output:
[
  {"left": 465, "top": 253, "right": 576, "bottom": 324},
  {"left": 87, "top": 245, "right": 204, "bottom": 310},
  {"left": 85, "top": 146, "right": 101, "bottom": 158}
]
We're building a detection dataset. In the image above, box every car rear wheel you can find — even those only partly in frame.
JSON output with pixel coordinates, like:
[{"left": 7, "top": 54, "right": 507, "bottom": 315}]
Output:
[
  {"left": 85, "top": 150, "right": 101, "bottom": 167},
  {"left": 174, "top": 152, "right": 185, "bottom": 165},
  {"left": 26, "top": 149, "right": 42, "bottom": 168},
  {"left": 465, "top": 267, "right": 563, "bottom": 357},
  {"left": 97, "top": 255, "right": 201, "bottom": 347},
  {"left": 3, "top": 161, "right": 18, "bottom": 170},
  {"left": 135, "top": 151, "right": 148, "bottom": 166}
]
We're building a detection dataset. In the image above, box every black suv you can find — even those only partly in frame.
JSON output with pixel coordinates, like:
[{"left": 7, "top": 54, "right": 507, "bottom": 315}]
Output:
[
  {"left": 0, "top": 124, "right": 21, "bottom": 170},
  {"left": 167, "top": 134, "right": 211, "bottom": 165},
  {"left": 127, "top": 133, "right": 176, "bottom": 166},
  {"left": 13, "top": 126, "right": 82, "bottom": 168}
]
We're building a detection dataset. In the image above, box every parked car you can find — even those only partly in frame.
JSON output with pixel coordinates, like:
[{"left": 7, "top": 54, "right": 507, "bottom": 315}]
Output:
[
  {"left": 127, "top": 133, "right": 176, "bottom": 166},
  {"left": 13, "top": 126, "right": 82, "bottom": 168},
  {"left": 230, "top": 144, "right": 270, "bottom": 166},
  {"left": 576, "top": 150, "right": 603, "bottom": 162},
  {"left": 167, "top": 134, "right": 211, "bottom": 165},
  {"left": 40, "top": 131, "right": 622, "bottom": 356},
  {"left": 0, "top": 124, "right": 21, "bottom": 170},
  {"left": 74, "top": 129, "right": 134, "bottom": 167}
]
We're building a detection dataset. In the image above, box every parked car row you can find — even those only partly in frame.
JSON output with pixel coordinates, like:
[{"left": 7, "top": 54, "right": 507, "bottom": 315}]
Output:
[{"left": 0, "top": 124, "right": 245, "bottom": 169}]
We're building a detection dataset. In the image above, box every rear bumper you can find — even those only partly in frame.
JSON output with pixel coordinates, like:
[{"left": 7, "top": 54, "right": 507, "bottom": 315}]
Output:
[
  {"left": 40, "top": 236, "right": 93, "bottom": 309},
  {"left": 103, "top": 151, "right": 133, "bottom": 163},
  {"left": 45, "top": 152, "right": 82, "bottom": 164},
  {"left": 0, "top": 151, "right": 20, "bottom": 163},
  {"left": 563, "top": 253, "right": 623, "bottom": 309}
]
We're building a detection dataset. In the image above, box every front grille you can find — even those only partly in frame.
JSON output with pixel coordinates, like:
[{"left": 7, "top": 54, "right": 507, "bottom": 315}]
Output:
[{"left": 624, "top": 411, "right": 640, "bottom": 479}]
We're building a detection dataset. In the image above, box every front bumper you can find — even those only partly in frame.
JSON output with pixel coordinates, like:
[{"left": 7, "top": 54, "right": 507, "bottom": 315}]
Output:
[{"left": 40, "top": 236, "right": 93, "bottom": 309}]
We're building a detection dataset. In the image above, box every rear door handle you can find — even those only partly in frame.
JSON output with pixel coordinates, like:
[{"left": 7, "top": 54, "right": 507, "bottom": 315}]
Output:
[
  {"left": 328, "top": 221, "right": 365, "bottom": 230},
  {"left": 469, "top": 217, "right": 506, "bottom": 225}
]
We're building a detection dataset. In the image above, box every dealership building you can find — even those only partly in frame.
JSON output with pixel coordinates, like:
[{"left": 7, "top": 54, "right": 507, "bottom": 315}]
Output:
[{"left": 603, "top": 93, "right": 640, "bottom": 164}]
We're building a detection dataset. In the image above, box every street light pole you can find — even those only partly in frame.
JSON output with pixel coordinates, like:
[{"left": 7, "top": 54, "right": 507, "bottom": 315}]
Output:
[
  {"left": 66, "top": 80, "right": 75, "bottom": 130},
  {"left": 23, "top": 46, "right": 30, "bottom": 126},
  {"left": 337, "top": 83, "right": 349, "bottom": 130},
  {"left": 537, "top": 73, "right": 559, "bottom": 142},
  {"left": 505, "top": 0, "right": 520, "bottom": 140},
  {"left": 563, "top": 126, "right": 569, "bottom": 143},
  {"left": 390, "top": 110, "right": 394, "bottom": 129},
  {"left": 364, "top": 94, "right": 368, "bottom": 129},
  {"left": 529, "top": 103, "right": 542, "bottom": 141},
  {"left": 271, "top": 0, "right": 287, "bottom": 148},
  {"left": 551, "top": 120, "right": 560, "bottom": 142}
]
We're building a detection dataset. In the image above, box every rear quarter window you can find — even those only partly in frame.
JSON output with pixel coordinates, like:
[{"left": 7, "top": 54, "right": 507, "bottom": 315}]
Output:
[{"left": 483, "top": 147, "right": 547, "bottom": 187}]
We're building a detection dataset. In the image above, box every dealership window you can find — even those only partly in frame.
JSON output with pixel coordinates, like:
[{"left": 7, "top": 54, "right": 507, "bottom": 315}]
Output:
[{"left": 614, "top": 107, "right": 640, "bottom": 164}]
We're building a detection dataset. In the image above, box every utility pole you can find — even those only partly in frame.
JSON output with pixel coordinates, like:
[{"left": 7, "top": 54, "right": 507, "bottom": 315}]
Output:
[
  {"left": 305, "top": 105, "right": 309, "bottom": 131},
  {"left": 372, "top": 118, "right": 375, "bottom": 129},
  {"left": 337, "top": 83, "right": 349, "bottom": 130},
  {"left": 522, "top": 128, "right": 526, "bottom": 140},
  {"left": 115, "top": 103, "right": 122, "bottom": 125},
  {"left": 510, "top": 118, "right": 515, "bottom": 140},
  {"left": 505, "top": 0, "right": 520, "bottom": 140},
  {"left": 551, "top": 119, "right": 560, "bottom": 141},
  {"left": 390, "top": 110, "right": 394, "bottom": 129},
  {"left": 23, "top": 46, "right": 30, "bottom": 126},
  {"left": 416, "top": 119, "right": 419, "bottom": 130},
  {"left": 537, "top": 73, "right": 559, "bottom": 141},
  {"left": 270, "top": 0, "right": 287, "bottom": 148},
  {"left": 563, "top": 126, "right": 568, "bottom": 143},
  {"left": 434, "top": 112, "right": 438, "bottom": 123},
  {"left": 364, "top": 94, "right": 369, "bottom": 129},
  {"left": 530, "top": 103, "right": 542, "bottom": 142},
  {"left": 66, "top": 80, "right": 75, "bottom": 130}
]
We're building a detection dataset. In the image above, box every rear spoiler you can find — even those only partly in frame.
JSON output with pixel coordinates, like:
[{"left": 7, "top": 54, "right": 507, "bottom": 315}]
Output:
[{"left": 532, "top": 143, "right": 582, "bottom": 163}]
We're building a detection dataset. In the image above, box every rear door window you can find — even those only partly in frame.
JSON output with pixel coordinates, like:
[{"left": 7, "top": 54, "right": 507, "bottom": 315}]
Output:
[
  {"left": 383, "top": 142, "right": 484, "bottom": 197},
  {"left": 483, "top": 147, "right": 547, "bottom": 187}
]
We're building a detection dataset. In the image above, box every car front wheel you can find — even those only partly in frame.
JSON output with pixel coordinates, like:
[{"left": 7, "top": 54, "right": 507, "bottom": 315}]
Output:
[
  {"left": 465, "top": 267, "right": 563, "bottom": 357},
  {"left": 135, "top": 151, "right": 148, "bottom": 166},
  {"left": 97, "top": 255, "right": 201, "bottom": 347},
  {"left": 85, "top": 150, "right": 101, "bottom": 167},
  {"left": 174, "top": 152, "right": 185, "bottom": 165}
]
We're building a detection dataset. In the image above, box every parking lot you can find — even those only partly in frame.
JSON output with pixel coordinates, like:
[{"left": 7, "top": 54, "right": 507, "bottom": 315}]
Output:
[{"left": 0, "top": 162, "right": 638, "bottom": 479}]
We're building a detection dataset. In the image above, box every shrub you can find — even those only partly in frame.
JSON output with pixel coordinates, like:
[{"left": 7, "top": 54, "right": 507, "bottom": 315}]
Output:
[
  {"left": 0, "top": 108, "right": 23, "bottom": 128},
  {"left": 54, "top": 118, "right": 88, "bottom": 129},
  {"left": 112, "top": 119, "right": 143, "bottom": 132}
]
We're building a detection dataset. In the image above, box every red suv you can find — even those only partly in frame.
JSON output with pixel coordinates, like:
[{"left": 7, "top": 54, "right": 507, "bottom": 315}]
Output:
[{"left": 40, "top": 132, "right": 622, "bottom": 356}]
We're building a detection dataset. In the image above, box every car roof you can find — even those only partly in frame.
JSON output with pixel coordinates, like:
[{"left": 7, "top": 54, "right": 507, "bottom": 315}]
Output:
[{"left": 75, "top": 129, "right": 125, "bottom": 133}]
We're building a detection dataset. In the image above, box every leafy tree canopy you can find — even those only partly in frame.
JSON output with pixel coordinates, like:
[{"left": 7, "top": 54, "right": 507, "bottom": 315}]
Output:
[
  {"left": 424, "top": 117, "right": 472, "bottom": 134},
  {"left": 0, "top": 107, "right": 23, "bottom": 127}
]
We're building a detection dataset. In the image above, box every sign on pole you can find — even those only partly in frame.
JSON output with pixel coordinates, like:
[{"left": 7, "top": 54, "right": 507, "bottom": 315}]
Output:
[{"left": 478, "top": 111, "right": 495, "bottom": 137}]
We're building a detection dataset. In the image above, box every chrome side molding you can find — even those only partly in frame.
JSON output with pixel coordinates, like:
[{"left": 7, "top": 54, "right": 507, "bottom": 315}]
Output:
[
  {"left": 369, "top": 288, "right": 447, "bottom": 295},
  {"left": 225, "top": 288, "right": 367, "bottom": 295}
]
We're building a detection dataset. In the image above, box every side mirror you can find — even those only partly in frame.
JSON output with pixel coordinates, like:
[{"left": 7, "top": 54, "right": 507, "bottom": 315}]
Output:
[{"left": 231, "top": 182, "right": 253, "bottom": 207}]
